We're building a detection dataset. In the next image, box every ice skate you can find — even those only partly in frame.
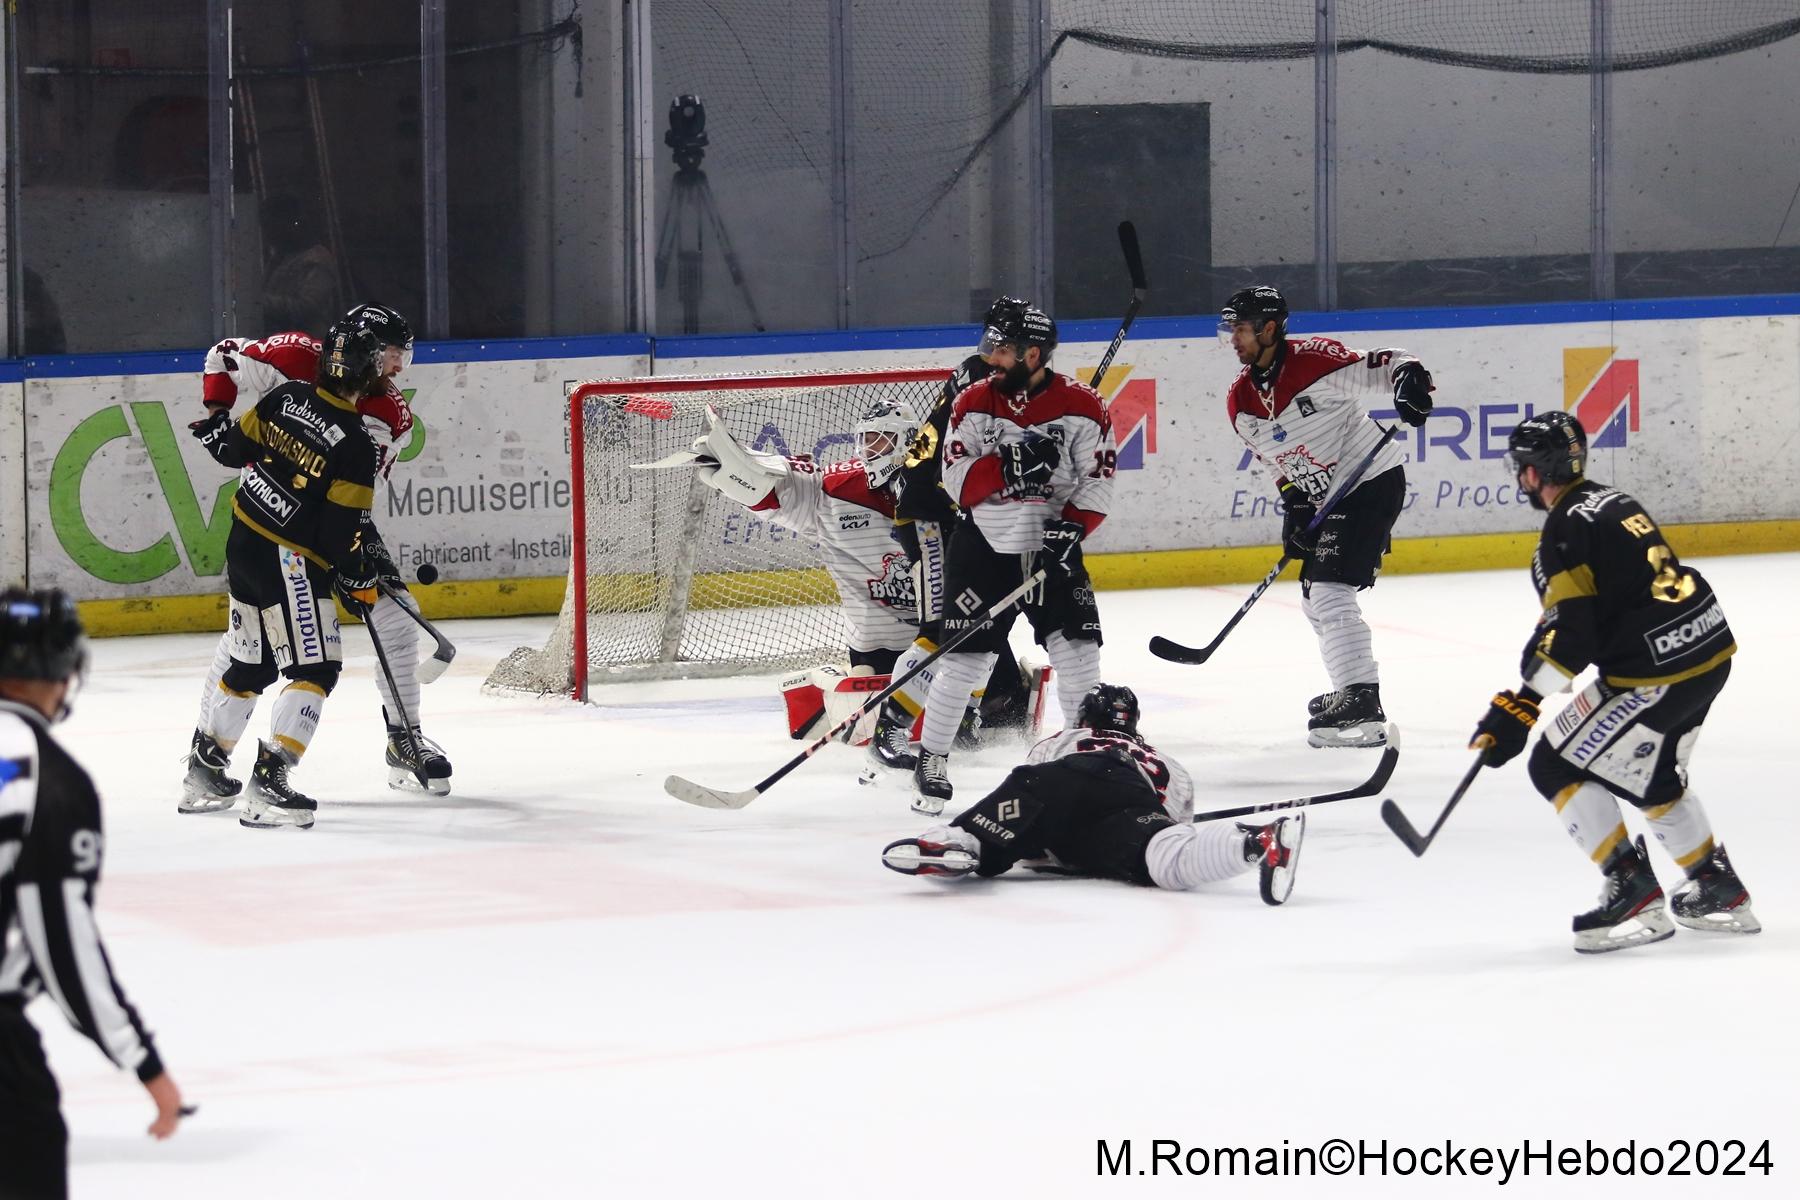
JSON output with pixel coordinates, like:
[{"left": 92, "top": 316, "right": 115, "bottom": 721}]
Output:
[
  {"left": 1573, "top": 836, "right": 1673, "bottom": 953},
  {"left": 1306, "top": 690, "right": 1338, "bottom": 718},
  {"left": 178, "top": 728, "right": 241, "bottom": 814},
  {"left": 1240, "top": 812, "right": 1306, "bottom": 906},
  {"left": 953, "top": 704, "right": 984, "bottom": 751},
  {"left": 1306, "top": 683, "right": 1387, "bottom": 749},
  {"left": 240, "top": 740, "right": 317, "bottom": 830},
  {"left": 1670, "top": 844, "right": 1760, "bottom": 935},
  {"left": 912, "top": 748, "right": 952, "bottom": 816},
  {"left": 882, "top": 826, "right": 979, "bottom": 878},
  {"left": 385, "top": 711, "right": 452, "bottom": 796},
  {"left": 867, "top": 699, "right": 918, "bottom": 772}
]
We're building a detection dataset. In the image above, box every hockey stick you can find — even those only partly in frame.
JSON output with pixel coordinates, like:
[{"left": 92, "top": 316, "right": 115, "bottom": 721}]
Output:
[
  {"left": 1379, "top": 750, "right": 1487, "bottom": 857},
  {"left": 1148, "top": 424, "right": 1400, "bottom": 665},
  {"left": 374, "top": 580, "right": 457, "bottom": 684},
  {"left": 1087, "top": 220, "right": 1149, "bottom": 390},
  {"left": 1190, "top": 724, "right": 1400, "bottom": 823},
  {"left": 666, "top": 570, "right": 1048, "bottom": 810},
  {"left": 353, "top": 594, "right": 431, "bottom": 789}
]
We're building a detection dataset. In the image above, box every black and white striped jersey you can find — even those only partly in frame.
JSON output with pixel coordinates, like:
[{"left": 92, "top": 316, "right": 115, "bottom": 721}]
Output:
[{"left": 0, "top": 700, "right": 164, "bottom": 1082}]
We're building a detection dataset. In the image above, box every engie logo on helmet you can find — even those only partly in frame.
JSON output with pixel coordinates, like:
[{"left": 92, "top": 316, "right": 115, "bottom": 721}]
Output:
[
  {"left": 1088, "top": 365, "right": 1156, "bottom": 471},
  {"left": 1564, "top": 346, "right": 1640, "bottom": 449}
]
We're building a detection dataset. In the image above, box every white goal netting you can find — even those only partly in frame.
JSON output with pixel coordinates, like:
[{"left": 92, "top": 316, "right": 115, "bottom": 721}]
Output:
[{"left": 485, "top": 368, "right": 949, "bottom": 696}]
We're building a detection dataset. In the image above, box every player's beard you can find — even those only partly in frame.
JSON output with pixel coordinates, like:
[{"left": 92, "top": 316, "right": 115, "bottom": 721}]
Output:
[{"left": 996, "top": 361, "right": 1033, "bottom": 395}]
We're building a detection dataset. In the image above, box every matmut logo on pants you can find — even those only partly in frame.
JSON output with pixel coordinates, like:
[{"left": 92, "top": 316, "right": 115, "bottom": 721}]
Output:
[
  {"left": 1564, "top": 346, "right": 1640, "bottom": 449},
  {"left": 1086, "top": 365, "right": 1157, "bottom": 470}
]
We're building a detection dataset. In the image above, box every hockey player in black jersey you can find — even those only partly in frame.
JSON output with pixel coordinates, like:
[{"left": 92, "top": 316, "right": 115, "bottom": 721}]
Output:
[
  {"left": 182, "top": 315, "right": 385, "bottom": 829},
  {"left": 882, "top": 684, "right": 1305, "bottom": 905},
  {"left": 867, "top": 295, "right": 1037, "bottom": 771},
  {"left": 1470, "top": 411, "right": 1756, "bottom": 953},
  {"left": 2, "top": 590, "right": 188, "bottom": 1196}
]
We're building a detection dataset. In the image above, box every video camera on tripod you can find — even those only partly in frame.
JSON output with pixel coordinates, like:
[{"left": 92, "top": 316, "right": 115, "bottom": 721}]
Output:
[{"left": 655, "top": 94, "right": 765, "bottom": 334}]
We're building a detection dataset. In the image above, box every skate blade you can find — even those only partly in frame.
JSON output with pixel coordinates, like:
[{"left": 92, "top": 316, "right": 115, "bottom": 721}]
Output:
[
  {"left": 910, "top": 795, "right": 948, "bottom": 817},
  {"left": 1573, "top": 910, "right": 1675, "bottom": 953},
  {"left": 388, "top": 766, "right": 452, "bottom": 796},
  {"left": 1306, "top": 721, "right": 1388, "bottom": 749},
  {"left": 177, "top": 785, "right": 240, "bottom": 815},
  {"left": 1259, "top": 814, "right": 1306, "bottom": 907},
  {"left": 881, "top": 841, "right": 974, "bottom": 877},
  {"left": 238, "top": 808, "right": 314, "bottom": 831},
  {"left": 1673, "top": 906, "right": 1762, "bottom": 935}
]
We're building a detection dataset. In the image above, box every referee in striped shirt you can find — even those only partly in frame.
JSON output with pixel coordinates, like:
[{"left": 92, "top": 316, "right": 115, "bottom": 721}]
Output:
[{"left": 2, "top": 588, "right": 186, "bottom": 1198}]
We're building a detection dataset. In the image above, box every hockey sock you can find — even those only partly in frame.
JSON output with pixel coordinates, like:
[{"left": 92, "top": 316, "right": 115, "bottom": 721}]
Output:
[
  {"left": 270, "top": 682, "right": 327, "bottom": 760},
  {"left": 1644, "top": 791, "right": 1717, "bottom": 875},
  {"left": 1144, "top": 824, "right": 1256, "bottom": 890},
  {"left": 888, "top": 638, "right": 936, "bottom": 717},
  {"left": 1043, "top": 632, "right": 1100, "bottom": 726},
  {"left": 195, "top": 633, "right": 233, "bottom": 728},
  {"left": 1301, "top": 581, "right": 1377, "bottom": 691},
  {"left": 919, "top": 651, "right": 995, "bottom": 755},
  {"left": 202, "top": 684, "right": 258, "bottom": 754},
  {"left": 1552, "top": 782, "right": 1629, "bottom": 866},
  {"left": 368, "top": 593, "right": 422, "bottom": 722}
]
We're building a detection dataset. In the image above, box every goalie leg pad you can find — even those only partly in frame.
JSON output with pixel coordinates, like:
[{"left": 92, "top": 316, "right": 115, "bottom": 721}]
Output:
[{"left": 780, "top": 665, "right": 889, "bottom": 744}]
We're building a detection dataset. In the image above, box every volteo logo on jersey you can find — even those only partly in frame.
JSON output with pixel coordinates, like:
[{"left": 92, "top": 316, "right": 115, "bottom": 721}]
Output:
[
  {"left": 1564, "top": 346, "right": 1640, "bottom": 449},
  {"left": 1087, "top": 365, "right": 1157, "bottom": 470}
]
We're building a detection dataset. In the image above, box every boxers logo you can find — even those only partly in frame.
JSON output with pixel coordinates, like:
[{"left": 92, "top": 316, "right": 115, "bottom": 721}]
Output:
[
  {"left": 866, "top": 551, "right": 916, "bottom": 609},
  {"left": 1647, "top": 600, "right": 1727, "bottom": 662},
  {"left": 1564, "top": 346, "right": 1640, "bottom": 450}
]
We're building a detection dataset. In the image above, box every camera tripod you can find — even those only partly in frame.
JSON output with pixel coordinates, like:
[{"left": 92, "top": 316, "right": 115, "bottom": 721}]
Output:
[{"left": 654, "top": 161, "right": 766, "bottom": 335}]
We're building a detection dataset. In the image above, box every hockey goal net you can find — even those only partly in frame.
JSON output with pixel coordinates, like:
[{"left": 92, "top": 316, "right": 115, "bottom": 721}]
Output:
[{"left": 485, "top": 368, "right": 951, "bottom": 698}]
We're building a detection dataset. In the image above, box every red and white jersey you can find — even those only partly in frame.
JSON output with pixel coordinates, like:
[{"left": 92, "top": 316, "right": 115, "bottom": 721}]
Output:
[
  {"left": 752, "top": 458, "right": 916, "bottom": 654},
  {"left": 941, "top": 372, "right": 1116, "bottom": 553},
  {"left": 1027, "top": 728, "right": 1194, "bottom": 821},
  {"left": 1227, "top": 336, "right": 1413, "bottom": 503},
  {"left": 202, "top": 332, "right": 415, "bottom": 480}
]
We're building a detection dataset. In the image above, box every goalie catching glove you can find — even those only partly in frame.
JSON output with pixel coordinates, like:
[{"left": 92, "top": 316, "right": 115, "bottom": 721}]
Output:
[
  {"left": 1470, "top": 688, "right": 1539, "bottom": 767},
  {"left": 689, "top": 404, "right": 789, "bottom": 507}
]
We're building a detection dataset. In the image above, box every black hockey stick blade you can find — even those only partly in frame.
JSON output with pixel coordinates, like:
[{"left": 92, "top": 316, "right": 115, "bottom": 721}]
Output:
[
  {"left": 1192, "top": 724, "right": 1399, "bottom": 822},
  {"left": 1118, "top": 220, "right": 1148, "bottom": 294},
  {"left": 1380, "top": 751, "right": 1486, "bottom": 857}
]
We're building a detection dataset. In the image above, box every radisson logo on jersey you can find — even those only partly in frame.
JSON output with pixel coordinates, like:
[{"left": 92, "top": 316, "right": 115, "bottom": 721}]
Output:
[{"left": 1564, "top": 346, "right": 1640, "bottom": 449}]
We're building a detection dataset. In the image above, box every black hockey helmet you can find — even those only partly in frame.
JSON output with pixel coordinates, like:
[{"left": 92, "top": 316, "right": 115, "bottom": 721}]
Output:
[
  {"left": 0, "top": 588, "right": 89, "bottom": 688},
  {"left": 1077, "top": 683, "right": 1140, "bottom": 739},
  {"left": 1506, "top": 410, "right": 1587, "bottom": 488},
  {"left": 319, "top": 316, "right": 384, "bottom": 394},
  {"left": 1219, "top": 285, "right": 1288, "bottom": 345},
  {"left": 339, "top": 302, "right": 415, "bottom": 369},
  {"left": 977, "top": 294, "right": 1032, "bottom": 358}
]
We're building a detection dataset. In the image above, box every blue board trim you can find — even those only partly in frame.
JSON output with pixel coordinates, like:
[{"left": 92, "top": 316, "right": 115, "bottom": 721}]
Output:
[{"left": 7, "top": 293, "right": 1798, "bottom": 378}]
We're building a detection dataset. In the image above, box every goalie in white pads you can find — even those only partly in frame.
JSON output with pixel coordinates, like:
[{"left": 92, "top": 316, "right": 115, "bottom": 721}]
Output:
[
  {"left": 882, "top": 685, "right": 1304, "bottom": 905},
  {"left": 180, "top": 303, "right": 453, "bottom": 808}
]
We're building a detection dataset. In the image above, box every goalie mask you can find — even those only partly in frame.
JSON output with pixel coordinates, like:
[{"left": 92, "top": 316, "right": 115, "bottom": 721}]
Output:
[{"left": 856, "top": 398, "right": 921, "bottom": 491}]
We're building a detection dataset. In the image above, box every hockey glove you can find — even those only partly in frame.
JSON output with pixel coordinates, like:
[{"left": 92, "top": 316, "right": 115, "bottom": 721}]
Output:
[
  {"left": 1470, "top": 689, "right": 1540, "bottom": 767},
  {"left": 999, "top": 432, "right": 1060, "bottom": 498},
  {"left": 1279, "top": 481, "right": 1318, "bottom": 560},
  {"left": 358, "top": 519, "right": 404, "bottom": 591},
  {"left": 335, "top": 544, "right": 381, "bottom": 611},
  {"left": 1035, "top": 519, "right": 1085, "bottom": 580},
  {"left": 1393, "top": 361, "right": 1434, "bottom": 428},
  {"left": 189, "top": 408, "right": 236, "bottom": 462}
]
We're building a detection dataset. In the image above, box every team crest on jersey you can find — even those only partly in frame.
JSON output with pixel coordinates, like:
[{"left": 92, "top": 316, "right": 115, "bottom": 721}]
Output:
[
  {"left": 866, "top": 551, "right": 915, "bottom": 610},
  {"left": 1273, "top": 448, "right": 1332, "bottom": 500}
]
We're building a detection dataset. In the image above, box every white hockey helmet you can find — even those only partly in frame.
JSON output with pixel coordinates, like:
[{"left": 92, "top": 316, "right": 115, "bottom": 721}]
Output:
[{"left": 856, "top": 397, "right": 921, "bottom": 490}]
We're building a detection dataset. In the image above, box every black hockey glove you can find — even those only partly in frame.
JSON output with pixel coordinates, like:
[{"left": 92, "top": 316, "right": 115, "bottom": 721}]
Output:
[
  {"left": 335, "top": 543, "right": 381, "bottom": 610},
  {"left": 1470, "top": 689, "right": 1540, "bottom": 767},
  {"left": 189, "top": 408, "right": 236, "bottom": 463},
  {"left": 358, "top": 519, "right": 404, "bottom": 591},
  {"left": 999, "top": 432, "right": 1060, "bottom": 498},
  {"left": 1035, "top": 519, "right": 1085, "bottom": 580},
  {"left": 1279, "top": 481, "right": 1318, "bottom": 560},
  {"left": 1393, "top": 361, "right": 1434, "bottom": 428}
]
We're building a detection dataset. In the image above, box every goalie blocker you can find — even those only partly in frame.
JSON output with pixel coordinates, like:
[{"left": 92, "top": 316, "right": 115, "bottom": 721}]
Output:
[{"left": 782, "top": 662, "right": 1052, "bottom": 746}]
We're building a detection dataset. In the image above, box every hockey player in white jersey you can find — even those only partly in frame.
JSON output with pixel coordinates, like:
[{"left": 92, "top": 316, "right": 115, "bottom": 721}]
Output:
[
  {"left": 882, "top": 684, "right": 1304, "bottom": 904},
  {"left": 689, "top": 399, "right": 941, "bottom": 730},
  {"left": 911, "top": 304, "right": 1114, "bottom": 812},
  {"left": 180, "top": 303, "right": 453, "bottom": 808},
  {"left": 1221, "top": 285, "right": 1433, "bottom": 749}
]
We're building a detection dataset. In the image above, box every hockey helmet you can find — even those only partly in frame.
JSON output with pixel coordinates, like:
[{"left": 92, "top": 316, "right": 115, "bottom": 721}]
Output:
[
  {"left": 1218, "top": 285, "right": 1288, "bottom": 347},
  {"left": 1506, "top": 410, "right": 1588, "bottom": 488},
  {"left": 982, "top": 303, "right": 1058, "bottom": 363},
  {"left": 0, "top": 588, "right": 89, "bottom": 720},
  {"left": 856, "top": 397, "right": 922, "bottom": 490},
  {"left": 977, "top": 295, "right": 1032, "bottom": 358},
  {"left": 320, "top": 316, "right": 384, "bottom": 395},
  {"left": 1077, "top": 683, "right": 1140, "bottom": 739},
  {"left": 338, "top": 302, "right": 415, "bottom": 370}
]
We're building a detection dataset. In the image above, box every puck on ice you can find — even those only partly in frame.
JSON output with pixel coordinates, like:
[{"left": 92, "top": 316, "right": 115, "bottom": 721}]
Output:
[{"left": 417, "top": 564, "right": 439, "bottom": 585}]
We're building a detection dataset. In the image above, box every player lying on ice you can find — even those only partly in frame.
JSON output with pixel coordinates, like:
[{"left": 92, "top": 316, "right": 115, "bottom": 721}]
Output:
[{"left": 881, "top": 684, "right": 1305, "bottom": 905}]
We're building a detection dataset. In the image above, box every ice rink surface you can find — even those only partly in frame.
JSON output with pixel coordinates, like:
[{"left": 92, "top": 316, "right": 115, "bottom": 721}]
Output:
[{"left": 40, "top": 554, "right": 1799, "bottom": 1198}]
